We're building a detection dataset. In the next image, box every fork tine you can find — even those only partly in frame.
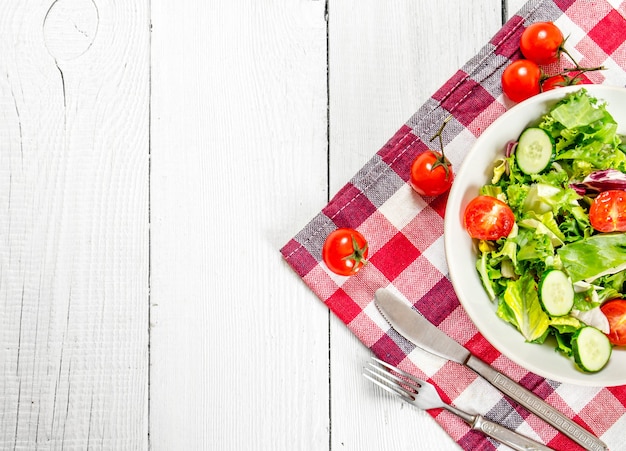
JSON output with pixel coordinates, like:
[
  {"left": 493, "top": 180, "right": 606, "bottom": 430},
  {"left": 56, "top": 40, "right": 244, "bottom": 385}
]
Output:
[
  {"left": 365, "top": 362, "right": 422, "bottom": 394},
  {"left": 363, "top": 356, "right": 428, "bottom": 406},
  {"left": 363, "top": 368, "right": 416, "bottom": 403},
  {"left": 371, "top": 357, "right": 426, "bottom": 387}
]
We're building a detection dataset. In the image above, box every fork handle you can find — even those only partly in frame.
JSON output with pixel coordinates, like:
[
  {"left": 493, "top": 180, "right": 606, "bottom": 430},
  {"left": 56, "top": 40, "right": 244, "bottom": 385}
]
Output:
[{"left": 472, "top": 415, "right": 553, "bottom": 451}]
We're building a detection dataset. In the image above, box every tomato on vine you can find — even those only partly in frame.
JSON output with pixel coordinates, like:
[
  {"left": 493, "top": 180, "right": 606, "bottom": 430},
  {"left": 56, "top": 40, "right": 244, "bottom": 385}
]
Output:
[
  {"left": 542, "top": 72, "right": 588, "bottom": 91},
  {"left": 409, "top": 116, "right": 454, "bottom": 197},
  {"left": 520, "top": 22, "right": 564, "bottom": 65},
  {"left": 501, "top": 59, "right": 542, "bottom": 102},
  {"left": 541, "top": 75, "right": 568, "bottom": 91},
  {"left": 502, "top": 22, "right": 604, "bottom": 102},
  {"left": 322, "top": 228, "right": 368, "bottom": 276},
  {"left": 410, "top": 151, "right": 454, "bottom": 196}
]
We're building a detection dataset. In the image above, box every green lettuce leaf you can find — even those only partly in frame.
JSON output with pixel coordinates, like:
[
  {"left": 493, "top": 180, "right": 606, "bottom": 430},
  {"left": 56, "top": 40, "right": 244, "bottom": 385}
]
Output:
[
  {"left": 506, "top": 183, "right": 529, "bottom": 213},
  {"left": 539, "top": 88, "right": 626, "bottom": 171},
  {"left": 497, "top": 273, "right": 550, "bottom": 342},
  {"left": 594, "top": 271, "right": 626, "bottom": 302},
  {"left": 552, "top": 329, "right": 573, "bottom": 357},
  {"left": 519, "top": 211, "right": 566, "bottom": 247},
  {"left": 573, "top": 287, "right": 602, "bottom": 311},
  {"left": 557, "top": 233, "right": 626, "bottom": 282},
  {"left": 549, "top": 89, "right": 607, "bottom": 129},
  {"left": 515, "top": 227, "right": 554, "bottom": 263},
  {"left": 550, "top": 315, "right": 582, "bottom": 333},
  {"left": 477, "top": 251, "right": 497, "bottom": 301},
  {"left": 557, "top": 139, "right": 624, "bottom": 169}
]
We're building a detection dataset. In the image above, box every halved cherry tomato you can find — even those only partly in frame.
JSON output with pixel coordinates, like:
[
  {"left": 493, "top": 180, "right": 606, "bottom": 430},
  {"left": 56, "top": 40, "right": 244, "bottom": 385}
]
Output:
[
  {"left": 409, "top": 151, "right": 454, "bottom": 197},
  {"left": 322, "top": 228, "right": 368, "bottom": 276},
  {"left": 464, "top": 196, "right": 515, "bottom": 240},
  {"left": 589, "top": 189, "right": 626, "bottom": 232},
  {"left": 501, "top": 59, "right": 542, "bottom": 103},
  {"left": 600, "top": 299, "right": 626, "bottom": 346},
  {"left": 520, "top": 22, "right": 564, "bottom": 65}
]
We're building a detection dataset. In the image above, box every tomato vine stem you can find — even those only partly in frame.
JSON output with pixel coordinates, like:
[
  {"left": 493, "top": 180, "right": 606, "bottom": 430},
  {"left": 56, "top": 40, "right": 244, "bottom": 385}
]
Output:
[
  {"left": 428, "top": 115, "right": 453, "bottom": 179},
  {"left": 341, "top": 234, "right": 368, "bottom": 272},
  {"left": 540, "top": 37, "right": 606, "bottom": 91}
]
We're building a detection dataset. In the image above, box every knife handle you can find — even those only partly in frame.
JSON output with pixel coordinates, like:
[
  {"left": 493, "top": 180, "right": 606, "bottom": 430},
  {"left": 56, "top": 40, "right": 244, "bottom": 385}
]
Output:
[
  {"left": 471, "top": 415, "right": 553, "bottom": 451},
  {"left": 465, "top": 356, "right": 607, "bottom": 451}
]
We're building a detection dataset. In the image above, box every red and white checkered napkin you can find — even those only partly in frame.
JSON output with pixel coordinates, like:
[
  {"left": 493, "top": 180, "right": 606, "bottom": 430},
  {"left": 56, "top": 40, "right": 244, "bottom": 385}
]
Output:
[{"left": 281, "top": 0, "right": 626, "bottom": 449}]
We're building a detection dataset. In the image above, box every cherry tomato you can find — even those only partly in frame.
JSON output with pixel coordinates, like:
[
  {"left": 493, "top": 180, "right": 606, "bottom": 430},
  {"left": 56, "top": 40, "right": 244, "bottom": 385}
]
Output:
[
  {"left": 409, "top": 151, "right": 454, "bottom": 196},
  {"left": 322, "top": 228, "right": 368, "bottom": 276},
  {"left": 542, "top": 75, "right": 567, "bottom": 91},
  {"left": 501, "top": 59, "right": 542, "bottom": 103},
  {"left": 589, "top": 189, "right": 626, "bottom": 232},
  {"left": 542, "top": 73, "right": 582, "bottom": 92},
  {"left": 463, "top": 196, "right": 516, "bottom": 240},
  {"left": 600, "top": 299, "right": 626, "bottom": 346},
  {"left": 520, "top": 22, "right": 564, "bottom": 65}
]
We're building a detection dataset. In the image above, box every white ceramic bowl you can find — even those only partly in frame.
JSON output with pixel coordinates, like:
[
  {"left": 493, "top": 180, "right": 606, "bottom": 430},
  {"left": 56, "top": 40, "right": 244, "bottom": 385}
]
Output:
[{"left": 444, "top": 85, "right": 626, "bottom": 386}]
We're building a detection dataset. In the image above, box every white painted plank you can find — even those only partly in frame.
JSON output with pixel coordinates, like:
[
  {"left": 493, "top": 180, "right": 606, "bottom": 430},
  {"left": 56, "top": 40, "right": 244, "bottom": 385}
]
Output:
[
  {"left": 328, "top": 1, "right": 503, "bottom": 449},
  {"left": 508, "top": 0, "right": 533, "bottom": 17},
  {"left": 0, "top": 0, "right": 545, "bottom": 450},
  {"left": 149, "top": 1, "right": 330, "bottom": 449},
  {"left": 0, "top": 1, "right": 150, "bottom": 449}
]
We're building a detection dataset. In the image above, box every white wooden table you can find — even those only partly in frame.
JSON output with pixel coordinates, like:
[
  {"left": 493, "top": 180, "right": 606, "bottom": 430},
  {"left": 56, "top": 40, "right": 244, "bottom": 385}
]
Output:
[{"left": 1, "top": 1, "right": 527, "bottom": 449}]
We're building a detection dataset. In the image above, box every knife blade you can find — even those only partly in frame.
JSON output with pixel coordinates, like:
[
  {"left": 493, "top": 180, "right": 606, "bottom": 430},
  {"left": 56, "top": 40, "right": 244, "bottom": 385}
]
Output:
[{"left": 374, "top": 288, "right": 607, "bottom": 451}]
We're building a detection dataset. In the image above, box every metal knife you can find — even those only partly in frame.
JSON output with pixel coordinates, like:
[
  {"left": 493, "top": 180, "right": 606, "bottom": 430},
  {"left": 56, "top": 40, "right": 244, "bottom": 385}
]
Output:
[{"left": 374, "top": 288, "right": 608, "bottom": 451}]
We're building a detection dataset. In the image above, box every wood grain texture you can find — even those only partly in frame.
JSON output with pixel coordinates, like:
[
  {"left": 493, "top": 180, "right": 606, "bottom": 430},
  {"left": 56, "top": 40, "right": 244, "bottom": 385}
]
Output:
[
  {"left": 327, "top": 2, "right": 507, "bottom": 449},
  {"left": 149, "top": 1, "right": 330, "bottom": 449},
  {"left": 0, "top": 1, "right": 150, "bottom": 449},
  {"left": 0, "top": 1, "right": 538, "bottom": 450}
]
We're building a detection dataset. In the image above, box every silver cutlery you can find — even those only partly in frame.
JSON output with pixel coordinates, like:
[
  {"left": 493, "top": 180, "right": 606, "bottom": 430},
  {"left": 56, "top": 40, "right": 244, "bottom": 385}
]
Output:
[
  {"left": 374, "top": 288, "right": 607, "bottom": 451},
  {"left": 364, "top": 357, "right": 554, "bottom": 451}
]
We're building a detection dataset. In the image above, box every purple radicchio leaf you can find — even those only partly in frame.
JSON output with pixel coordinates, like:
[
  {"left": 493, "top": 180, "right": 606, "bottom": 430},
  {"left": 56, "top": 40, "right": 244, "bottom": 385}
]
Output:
[
  {"left": 505, "top": 140, "right": 518, "bottom": 158},
  {"left": 569, "top": 169, "right": 626, "bottom": 195}
]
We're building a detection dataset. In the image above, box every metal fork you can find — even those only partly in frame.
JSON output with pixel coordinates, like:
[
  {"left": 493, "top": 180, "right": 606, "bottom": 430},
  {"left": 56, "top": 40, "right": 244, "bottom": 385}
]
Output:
[{"left": 363, "top": 357, "right": 554, "bottom": 451}]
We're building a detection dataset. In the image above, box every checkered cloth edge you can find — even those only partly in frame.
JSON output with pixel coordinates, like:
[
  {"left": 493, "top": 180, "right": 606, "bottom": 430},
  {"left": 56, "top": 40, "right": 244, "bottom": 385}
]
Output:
[{"left": 281, "top": 0, "right": 626, "bottom": 449}]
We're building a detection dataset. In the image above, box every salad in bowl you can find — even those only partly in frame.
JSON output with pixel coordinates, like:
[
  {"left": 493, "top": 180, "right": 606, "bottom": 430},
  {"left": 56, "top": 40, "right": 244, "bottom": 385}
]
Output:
[{"left": 445, "top": 85, "right": 626, "bottom": 386}]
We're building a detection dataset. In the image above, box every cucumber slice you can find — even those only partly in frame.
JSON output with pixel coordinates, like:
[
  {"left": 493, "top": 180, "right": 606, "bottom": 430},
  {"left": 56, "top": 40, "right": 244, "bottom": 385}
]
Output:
[
  {"left": 516, "top": 127, "right": 554, "bottom": 175},
  {"left": 572, "top": 326, "right": 612, "bottom": 373},
  {"left": 539, "top": 269, "right": 574, "bottom": 316}
]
